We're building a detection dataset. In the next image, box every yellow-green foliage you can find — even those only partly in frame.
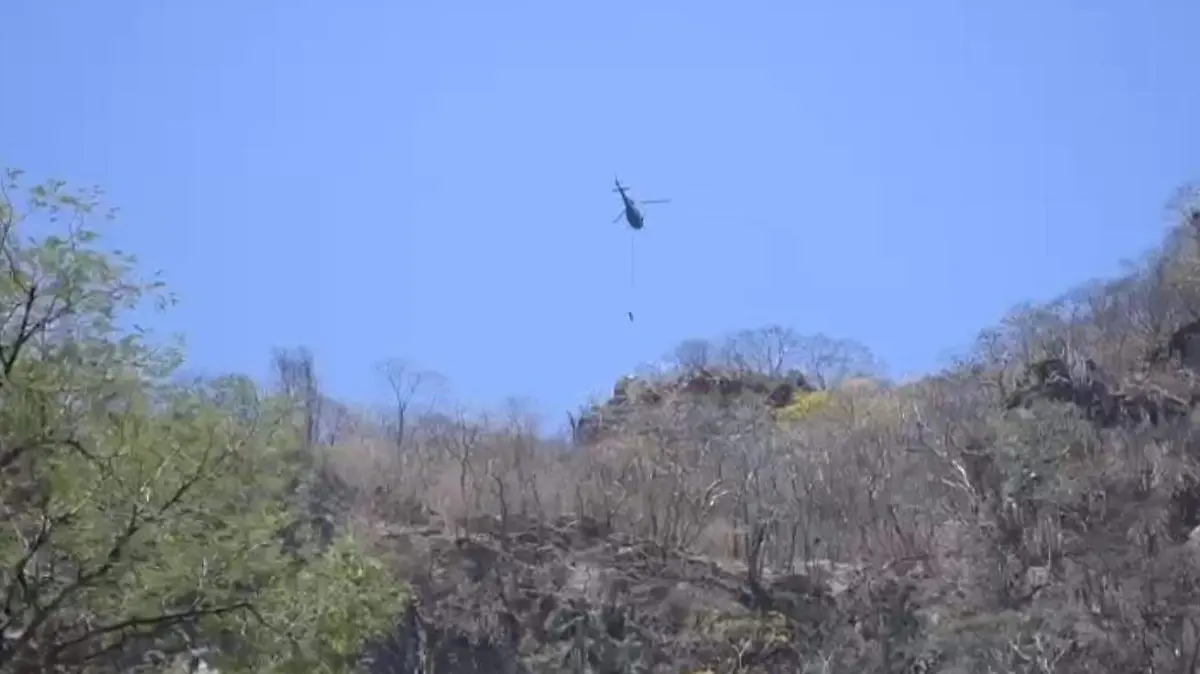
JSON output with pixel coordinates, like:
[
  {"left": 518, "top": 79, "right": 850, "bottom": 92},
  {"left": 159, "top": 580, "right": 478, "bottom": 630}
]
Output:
[
  {"left": 689, "top": 610, "right": 797, "bottom": 672},
  {"left": 700, "top": 610, "right": 795, "bottom": 647},
  {"left": 775, "top": 390, "right": 832, "bottom": 422}
]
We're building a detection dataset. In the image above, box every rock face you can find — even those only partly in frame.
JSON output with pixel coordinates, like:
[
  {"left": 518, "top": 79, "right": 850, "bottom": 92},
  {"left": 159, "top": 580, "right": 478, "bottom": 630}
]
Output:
[
  {"left": 359, "top": 515, "right": 879, "bottom": 674},
  {"left": 1004, "top": 341, "right": 1198, "bottom": 428},
  {"left": 1150, "top": 317, "right": 1200, "bottom": 370},
  {"left": 998, "top": 322, "right": 1200, "bottom": 548},
  {"left": 571, "top": 368, "right": 815, "bottom": 445}
]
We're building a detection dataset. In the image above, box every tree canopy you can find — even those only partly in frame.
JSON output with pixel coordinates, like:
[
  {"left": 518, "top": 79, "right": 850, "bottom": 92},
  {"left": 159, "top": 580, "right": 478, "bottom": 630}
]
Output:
[{"left": 0, "top": 170, "right": 404, "bottom": 673}]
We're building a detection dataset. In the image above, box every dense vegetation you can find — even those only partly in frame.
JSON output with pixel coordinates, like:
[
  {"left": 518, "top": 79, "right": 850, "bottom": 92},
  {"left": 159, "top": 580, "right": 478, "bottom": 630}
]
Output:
[
  {"left": 4, "top": 167, "right": 1200, "bottom": 673},
  {"left": 0, "top": 171, "right": 403, "bottom": 673}
]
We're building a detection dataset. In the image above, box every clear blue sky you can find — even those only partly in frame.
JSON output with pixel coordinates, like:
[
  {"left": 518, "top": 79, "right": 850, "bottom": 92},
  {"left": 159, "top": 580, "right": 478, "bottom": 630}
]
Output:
[{"left": 2, "top": 2, "right": 1198, "bottom": 424}]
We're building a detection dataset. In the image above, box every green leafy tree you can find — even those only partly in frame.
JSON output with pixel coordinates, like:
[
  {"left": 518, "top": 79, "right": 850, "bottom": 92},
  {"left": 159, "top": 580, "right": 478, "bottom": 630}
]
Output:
[{"left": 0, "top": 169, "right": 405, "bottom": 673}]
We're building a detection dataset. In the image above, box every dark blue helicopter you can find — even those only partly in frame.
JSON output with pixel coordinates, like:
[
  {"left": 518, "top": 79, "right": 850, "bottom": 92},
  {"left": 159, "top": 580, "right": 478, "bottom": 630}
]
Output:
[
  {"left": 612, "top": 176, "right": 669, "bottom": 230},
  {"left": 611, "top": 177, "right": 669, "bottom": 321}
]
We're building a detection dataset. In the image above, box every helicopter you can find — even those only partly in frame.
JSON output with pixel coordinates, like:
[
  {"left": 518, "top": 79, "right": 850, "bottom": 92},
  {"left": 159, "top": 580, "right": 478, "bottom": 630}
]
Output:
[
  {"left": 611, "top": 177, "right": 670, "bottom": 322},
  {"left": 612, "top": 177, "right": 670, "bottom": 230}
]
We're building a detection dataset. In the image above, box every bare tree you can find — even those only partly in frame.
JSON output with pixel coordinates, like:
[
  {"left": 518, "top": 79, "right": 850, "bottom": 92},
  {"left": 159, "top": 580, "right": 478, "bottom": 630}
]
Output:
[
  {"left": 272, "top": 347, "right": 322, "bottom": 450},
  {"left": 572, "top": 441, "right": 637, "bottom": 530},
  {"left": 501, "top": 397, "right": 544, "bottom": 522},
  {"left": 671, "top": 338, "right": 716, "bottom": 372},
  {"left": 478, "top": 397, "right": 547, "bottom": 533},
  {"left": 715, "top": 325, "right": 880, "bottom": 387},
  {"left": 794, "top": 332, "right": 881, "bottom": 389},
  {"left": 378, "top": 358, "right": 445, "bottom": 452},
  {"left": 724, "top": 408, "right": 784, "bottom": 589},
  {"left": 431, "top": 405, "right": 483, "bottom": 537},
  {"left": 720, "top": 325, "right": 800, "bottom": 377},
  {"left": 612, "top": 397, "right": 730, "bottom": 553}
]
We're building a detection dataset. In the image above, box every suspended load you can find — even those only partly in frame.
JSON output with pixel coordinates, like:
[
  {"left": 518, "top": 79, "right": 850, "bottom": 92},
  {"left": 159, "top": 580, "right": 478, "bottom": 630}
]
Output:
[{"left": 610, "top": 176, "right": 669, "bottom": 321}]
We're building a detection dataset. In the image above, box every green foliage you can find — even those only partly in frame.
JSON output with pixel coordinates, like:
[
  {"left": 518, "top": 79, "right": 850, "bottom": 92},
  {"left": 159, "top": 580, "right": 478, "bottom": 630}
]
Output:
[
  {"left": 0, "top": 170, "right": 403, "bottom": 672},
  {"left": 225, "top": 539, "right": 408, "bottom": 673},
  {"left": 536, "top": 603, "right": 648, "bottom": 674}
]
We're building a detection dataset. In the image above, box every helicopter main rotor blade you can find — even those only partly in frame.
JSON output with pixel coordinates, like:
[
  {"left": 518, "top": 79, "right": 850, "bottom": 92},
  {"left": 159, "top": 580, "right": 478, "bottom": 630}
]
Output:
[
  {"left": 612, "top": 211, "right": 626, "bottom": 223},
  {"left": 639, "top": 199, "right": 671, "bottom": 205}
]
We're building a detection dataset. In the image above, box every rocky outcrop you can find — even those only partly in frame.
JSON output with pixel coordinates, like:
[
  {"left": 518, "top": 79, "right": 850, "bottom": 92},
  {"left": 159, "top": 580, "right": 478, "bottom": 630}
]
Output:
[
  {"left": 1149, "top": 317, "right": 1200, "bottom": 370},
  {"left": 1004, "top": 354, "right": 1195, "bottom": 428},
  {"left": 571, "top": 368, "right": 815, "bottom": 445}
]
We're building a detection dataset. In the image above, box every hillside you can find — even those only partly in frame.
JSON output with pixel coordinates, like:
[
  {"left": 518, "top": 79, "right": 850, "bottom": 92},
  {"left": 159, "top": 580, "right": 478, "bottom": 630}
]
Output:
[{"left": 5, "top": 168, "right": 1200, "bottom": 673}]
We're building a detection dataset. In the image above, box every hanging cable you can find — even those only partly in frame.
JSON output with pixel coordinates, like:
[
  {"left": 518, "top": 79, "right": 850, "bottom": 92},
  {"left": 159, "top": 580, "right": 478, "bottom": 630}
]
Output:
[{"left": 628, "top": 229, "right": 636, "bottom": 321}]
